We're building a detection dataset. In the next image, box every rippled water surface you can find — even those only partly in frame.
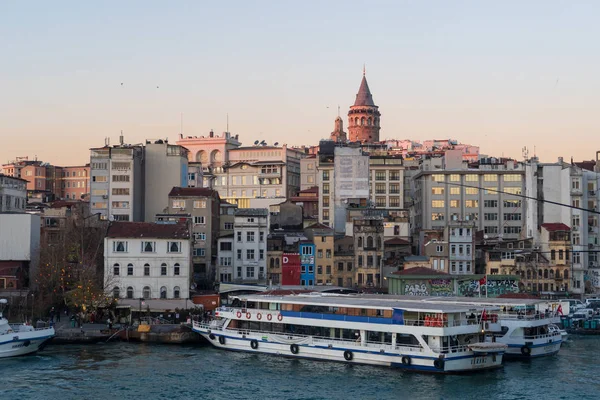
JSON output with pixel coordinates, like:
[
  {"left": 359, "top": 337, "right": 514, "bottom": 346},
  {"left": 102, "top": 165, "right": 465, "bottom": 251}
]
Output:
[{"left": 1, "top": 337, "right": 599, "bottom": 400}]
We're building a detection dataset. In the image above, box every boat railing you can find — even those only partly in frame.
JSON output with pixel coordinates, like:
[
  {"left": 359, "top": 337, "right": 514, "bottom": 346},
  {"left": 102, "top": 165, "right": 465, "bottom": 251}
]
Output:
[
  {"left": 523, "top": 332, "right": 561, "bottom": 340},
  {"left": 498, "top": 312, "right": 559, "bottom": 321},
  {"left": 429, "top": 344, "right": 472, "bottom": 354}
]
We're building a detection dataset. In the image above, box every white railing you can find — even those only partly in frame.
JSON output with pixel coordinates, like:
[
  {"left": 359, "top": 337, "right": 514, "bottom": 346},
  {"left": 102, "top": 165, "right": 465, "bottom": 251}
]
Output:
[{"left": 498, "top": 312, "right": 559, "bottom": 321}]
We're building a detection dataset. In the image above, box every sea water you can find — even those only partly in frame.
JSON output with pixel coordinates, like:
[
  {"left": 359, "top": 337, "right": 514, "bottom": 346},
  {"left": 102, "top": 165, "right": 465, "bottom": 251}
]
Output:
[{"left": 1, "top": 337, "right": 599, "bottom": 400}]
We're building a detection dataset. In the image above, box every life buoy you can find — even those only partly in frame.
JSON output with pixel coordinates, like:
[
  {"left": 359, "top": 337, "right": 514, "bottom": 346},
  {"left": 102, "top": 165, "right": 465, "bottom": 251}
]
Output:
[
  {"left": 344, "top": 350, "right": 353, "bottom": 361},
  {"left": 277, "top": 314, "right": 283, "bottom": 321},
  {"left": 236, "top": 311, "right": 242, "bottom": 318},
  {"left": 251, "top": 339, "right": 259, "bottom": 349},
  {"left": 402, "top": 356, "right": 411, "bottom": 366},
  {"left": 521, "top": 346, "right": 531, "bottom": 356},
  {"left": 290, "top": 344, "right": 299, "bottom": 354},
  {"left": 209, "top": 333, "right": 216, "bottom": 341},
  {"left": 257, "top": 313, "right": 262, "bottom": 320},
  {"left": 434, "top": 358, "right": 445, "bottom": 370},
  {"left": 218, "top": 336, "right": 226, "bottom": 345},
  {"left": 246, "top": 312, "right": 251, "bottom": 319},
  {"left": 267, "top": 314, "right": 273, "bottom": 321},
  {"left": 425, "top": 316, "right": 430, "bottom": 327}
]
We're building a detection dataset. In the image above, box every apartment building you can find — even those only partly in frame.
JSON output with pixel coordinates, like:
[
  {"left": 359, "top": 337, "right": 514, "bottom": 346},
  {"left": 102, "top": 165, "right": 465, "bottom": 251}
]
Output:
[
  {"left": 353, "top": 216, "right": 384, "bottom": 288},
  {"left": 413, "top": 155, "right": 525, "bottom": 247},
  {"left": 313, "top": 229, "right": 335, "bottom": 285},
  {"left": 231, "top": 209, "right": 268, "bottom": 283},
  {"left": 167, "top": 187, "right": 220, "bottom": 284},
  {"left": 104, "top": 222, "right": 191, "bottom": 300},
  {"left": 300, "top": 155, "right": 318, "bottom": 191},
  {"left": 90, "top": 141, "right": 144, "bottom": 222},
  {"left": 0, "top": 174, "right": 27, "bottom": 212},
  {"left": 299, "top": 242, "right": 316, "bottom": 286},
  {"left": 144, "top": 140, "right": 189, "bottom": 222},
  {"left": 333, "top": 235, "right": 355, "bottom": 288}
]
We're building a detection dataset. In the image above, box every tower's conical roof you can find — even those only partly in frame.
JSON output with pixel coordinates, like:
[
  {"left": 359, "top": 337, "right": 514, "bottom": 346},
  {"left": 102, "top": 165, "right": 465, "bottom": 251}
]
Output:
[{"left": 354, "top": 75, "right": 375, "bottom": 107}]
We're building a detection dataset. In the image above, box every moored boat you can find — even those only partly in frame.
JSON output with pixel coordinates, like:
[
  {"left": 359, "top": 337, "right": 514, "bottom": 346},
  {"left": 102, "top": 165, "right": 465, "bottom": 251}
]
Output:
[
  {"left": 193, "top": 293, "right": 507, "bottom": 373},
  {"left": 0, "top": 299, "right": 55, "bottom": 358}
]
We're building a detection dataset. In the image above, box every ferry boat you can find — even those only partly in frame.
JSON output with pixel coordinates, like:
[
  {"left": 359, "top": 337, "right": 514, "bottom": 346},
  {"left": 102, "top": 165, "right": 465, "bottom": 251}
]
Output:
[
  {"left": 0, "top": 299, "right": 55, "bottom": 358},
  {"left": 418, "top": 297, "right": 563, "bottom": 359},
  {"left": 193, "top": 293, "right": 507, "bottom": 373}
]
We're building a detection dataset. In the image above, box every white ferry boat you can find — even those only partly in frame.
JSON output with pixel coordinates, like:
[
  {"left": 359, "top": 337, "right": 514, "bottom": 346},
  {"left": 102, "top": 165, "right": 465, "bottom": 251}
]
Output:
[
  {"left": 0, "top": 299, "right": 55, "bottom": 358},
  {"left": 418, "top": 297, "right": 563, "bottom": 359},
  {"left": 193, "top": 293, "right": 507, "bottom": 373}
]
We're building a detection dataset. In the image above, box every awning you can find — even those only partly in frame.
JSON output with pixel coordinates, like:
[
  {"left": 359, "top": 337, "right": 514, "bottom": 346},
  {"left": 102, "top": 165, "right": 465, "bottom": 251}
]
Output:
[{"left": 116, "top": 299, "right": 197, "bottom": 312}]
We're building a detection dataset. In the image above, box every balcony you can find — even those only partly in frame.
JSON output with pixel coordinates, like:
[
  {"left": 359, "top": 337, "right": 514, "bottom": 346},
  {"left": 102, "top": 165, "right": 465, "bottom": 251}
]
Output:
[{"left": 590, "top": 191, "right": 596, "bottom": 197}]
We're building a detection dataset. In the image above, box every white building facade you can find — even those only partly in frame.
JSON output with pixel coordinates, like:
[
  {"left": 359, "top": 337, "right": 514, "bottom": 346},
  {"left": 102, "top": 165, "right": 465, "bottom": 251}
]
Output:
[
  {"left": 104, "top": 222, "right": 192, "bottom": 300},
  {"left": 0, "top": 174, "right": 27, "bottom": 212},
  {"left": 231, "top": 209, "right": 268, "bottom": 283}
]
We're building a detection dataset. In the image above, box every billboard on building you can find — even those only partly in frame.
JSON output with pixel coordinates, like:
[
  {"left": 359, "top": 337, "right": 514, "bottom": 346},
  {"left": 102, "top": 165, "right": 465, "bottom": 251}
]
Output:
[{"left": 282, "top": 253, "right": 301, "bottom": 286}]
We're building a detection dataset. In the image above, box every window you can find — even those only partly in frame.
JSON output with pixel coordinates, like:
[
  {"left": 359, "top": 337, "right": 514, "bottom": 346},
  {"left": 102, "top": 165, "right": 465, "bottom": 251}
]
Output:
[
  {"left": 259, "top": 232, "right": 265, "bottom": 242},
  {"left": 142, "top": 241, "right": 155, "bottom": 253},
  {"left": 173, "top": 286, "right": 181, "bottom": 299},
  {"left": 484, "top": 187, "right": 498, "bottom": 195},
  {"left": 127, "top": 287, "right": 134, "bottom": 299},
  {"left": 432, "top": 187, "right": 445, "bottom": 195},
  {"left": 193, "top": 248, "right": 205, "bottom": 256},
  {"left": 301, "top": 246, "right": 313, "bottom": 255},
  {"left": 221, "top": 257, "right": 232, "bottom": 266},
  {"left": 174, "top": 263, "right": 180, "bottom": 276},
  {"left": 237, "top": 232, "right": 242, "bottom": 242},
  {"left": 572, "top": 179, "right": 580, "bottom": 190},
  {"left": 246, "top": 266, "right": 255, "bottom": 278},
  {"left": 127, "top": 264, "right": 133, "bottom": 276},
  {"left": 375, "top": 171, "right": 386, "bottom": 181},
  {"left": 432, "top": 213, "right": 445, "bottom": 221},
  {"left": 112, "top": 188, "right": 130, "bottom": 196},
  {"left": 389, "top": 170, "right": 400, "bottom": 181},
  {"left": 193, "top": 200, "right": 207, "bottom": 208},
  {"left": 224, "top": 222, "right": 234, "bottom": 230},
  {"left": 161, "top": 263, "right": 167, "bottom": 276},
  {"left": 389, "top": 197, "right": 400, "bottom": 207},
  {"left": 572, "top": 199, "right": 580, "bottom": 208},
  {"left": 465, "top": 175, "right": 478, "bottom": 182},
  {"left": 317, "top": 265, "right": 323, "bottom": 275},
  {"left": 113, "top": 287, "right": 120, "bottom": 299},
  {"left": 485, "top": 226, "right": 499, "bottom": 234},
  {"left": 237, "top": 249, "right": 242, "bottom": 260},
  {"left": 259, "top": 249, "right": 265, "bottom": 260},
  {"left": 484, "top": 200, "right": 498, "bottom": 208},
  {"left": 376, "top": 183, "right": 386, "bottom": 194},
  {"left": 465, "top": 188, "right": 478, "bottom": 195},
  {"left": 247, "top": 231, "right": 255, "bottom": 242},
  {"left": 322, "top": 183, "right": 330, "bottom": 194},
  {"left": 503, "top": 213, "right": 522, "bottom": 221},
  {"left": 160, "top": 286, "right": 167, "bottom": 299},
  {"left": 503, "top": 200, "right": 521, "bottom": 207},
  {"left": 432, "top": 200, "right": 445, "bottom": 208},
  {"left": 112, "top": 175, "right": 130, "bottom": 182},
  {"left": 375, "top": 197, "right": 386, "bottom": 207},
  {"left": 220, "top": 242, "right": 232, "bottom": 251},
  {"left": 172, "top": 200, "right": 186, "bottom": 209},
  {"left": 436, "top": 245, "right": 443, "bottom": 253},
  {"left": 92, "top": 176, "right": 107, "bottom": 182},
  {"left": 484, "top": 213, "right": 498, "bottom": 221},
  {"left": 112, "top": 162, "right": 131, "bottom": 170},
  {"left": 504, "top": 174, "right": 522, "bottom": 182},
  {"left": 113, "top": 263, "right": 120, "bottom": 276},
  {"left": 247, "top": 249, "right": 255, "bottom": 260},
  {"left": 322, "top": 209, "right": 329, "bottom": 220},
  {"left": 322, "top": 171, "right": 330, "bottom": 181},
  {"left": 484, "top": 174, "right": 498, "bottom": 182},
  {"left": 389, "top": 183, "right": 400, "bottom": 194},
  {"left": 113, "top": 241, "right": 128, "bottom": 252},
  {"left": 450, "top": 187, "right": 460, "bottom": 195},
  {"left": 168, "top": 242, "right": 181, "bottom": 253},
  {"left": 317, "top": 249, "right": 323, "bottom": 258},
  {"left": 504, "top": 187, "right": 522, "bottom": 195},
  {"left": 143, "top": 286, "right": 151, "bottom": 299},
  {"left": 450, "top": 200, "right": 460, "bottom": 208},
  {"left": 502, "top": 252, "right": 515, "bottom": 260},
  {"left": 194, "top": 216, "right": 205, "bottom": 224},
  {"left": 144, "top": 264, "right": 150, "bottom": 276},
  {"left": 247, "top": 218, "right": 254, "bottom": 223},
  {"left": 503, "top": 226, "right": 522, "bottom": 234},
  {"left": 431, "top": 174, "right": 444, "bottom": 182},
  {"left": 326, "top": 249, "right": 332, "bottom": 258},
  {"left": 450, "top": 174, "right": 460, "bottom": 182}
]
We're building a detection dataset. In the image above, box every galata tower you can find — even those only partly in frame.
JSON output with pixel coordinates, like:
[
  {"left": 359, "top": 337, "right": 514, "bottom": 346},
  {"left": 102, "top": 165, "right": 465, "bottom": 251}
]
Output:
[{"left": 347, "top": 69, "right": 381, "bottom": 143}]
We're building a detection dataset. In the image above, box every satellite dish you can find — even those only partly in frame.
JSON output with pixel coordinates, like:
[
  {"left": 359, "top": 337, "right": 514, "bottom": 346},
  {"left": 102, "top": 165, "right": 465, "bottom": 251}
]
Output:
[
  {"left": 260, "top": 140, "right": 266, "bottom": 145},
  {"left": 254, "top": 140, "right": 259, "bottom": 145},
  {"left": 274, "top": 142, "right": 279, "bottom": 146},
  {"left": 484, "top": 234, "right": 489, "bottom": 239},
  {"left": 190, "top": 282, "right": 197, "bottom": 290}
]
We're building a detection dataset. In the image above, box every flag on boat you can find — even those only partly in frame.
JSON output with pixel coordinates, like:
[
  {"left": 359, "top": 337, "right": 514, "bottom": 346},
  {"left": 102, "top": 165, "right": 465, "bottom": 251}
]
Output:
[
  {"left": 481, "top": 308, "right": 487, "bottom": 321},
  {"left": 557, "top": 305, "right": 563, "bottom": 315}
]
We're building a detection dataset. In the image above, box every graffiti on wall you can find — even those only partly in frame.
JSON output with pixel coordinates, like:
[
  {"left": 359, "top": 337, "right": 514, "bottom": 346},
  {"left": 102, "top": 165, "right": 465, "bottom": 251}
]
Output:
[
  {"left": 458, "top": 278, "right": 519, "bottom": 297},
  {"left": 429, "top": 279, "right": 453, "bottom": 296},
  {"left": 588, "top": 269, "right": 600, "bottom": 288},
  {"left": 404, "top": 282, "right": 429, "bottom": 296}
]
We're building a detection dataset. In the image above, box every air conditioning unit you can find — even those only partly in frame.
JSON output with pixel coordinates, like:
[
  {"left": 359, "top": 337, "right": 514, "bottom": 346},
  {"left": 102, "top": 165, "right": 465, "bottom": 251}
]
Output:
[
  {"left": 573, "top": 226, "right": 579, "bottom": 231},
  {"left": 102, "top": 195, "right": 108, "bottom": 199}
]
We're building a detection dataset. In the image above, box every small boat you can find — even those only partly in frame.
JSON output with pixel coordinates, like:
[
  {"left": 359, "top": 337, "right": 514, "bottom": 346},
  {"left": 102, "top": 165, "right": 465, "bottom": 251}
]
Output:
[
  {"left": 548, "top": 324, "right": 568, "bottom": 340},
  {"left": 0, "top": 299, "right": 55, "bottom": 358}
]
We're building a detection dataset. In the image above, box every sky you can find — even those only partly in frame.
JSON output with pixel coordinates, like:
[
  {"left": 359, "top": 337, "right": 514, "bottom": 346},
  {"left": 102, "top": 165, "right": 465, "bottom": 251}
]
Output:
[{"left": 1, "top": 1, "right": 600, "bottom": 166}]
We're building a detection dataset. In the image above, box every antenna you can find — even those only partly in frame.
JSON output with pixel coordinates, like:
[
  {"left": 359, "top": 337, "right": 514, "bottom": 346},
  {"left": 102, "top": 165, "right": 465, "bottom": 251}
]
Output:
[
  {"left": 522, "top": 146, "right": 529, "bottom": 161},
  {"left": 363, "top": 64, "right": 366, "bottom": 76},
  {"left": 180, "top": 113, "right": 183, "bottom": 135},
  {"left": 119, "top": 130, "right": 124, "bottom": 146},
  {"left": 226, "top": 113, "right": 229, "bottom": 133}
]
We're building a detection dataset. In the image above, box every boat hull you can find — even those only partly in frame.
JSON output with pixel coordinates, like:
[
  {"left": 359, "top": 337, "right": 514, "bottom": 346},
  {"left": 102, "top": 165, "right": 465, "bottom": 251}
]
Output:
[
  {"left": 194, "top": 327, "right": 503, "bottom": 373},
  {"left": 0, "top": 329, "right": 55, "bottom": 358},
  {"left": 503, "top": 340, "right": 562, "bottom": 359}
]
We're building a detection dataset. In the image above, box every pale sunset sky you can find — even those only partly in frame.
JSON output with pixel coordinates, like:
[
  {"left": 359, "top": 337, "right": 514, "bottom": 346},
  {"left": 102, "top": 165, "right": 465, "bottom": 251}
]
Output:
[{"left": 1, "top": 1, "right": 599, "bottom": 166}]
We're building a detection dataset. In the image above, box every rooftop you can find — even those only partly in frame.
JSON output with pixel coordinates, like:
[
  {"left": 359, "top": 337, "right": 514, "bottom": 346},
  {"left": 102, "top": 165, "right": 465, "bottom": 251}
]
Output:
[
  {"left": 385, "top": 238, "right": 411, "bottom": 246},
  {"left": 392, "top": 267, "right": 448, "bottom": 276},
  {"left": 235, "top": 208, "right": 268, "bottom": 217},
  {"left": 541, "top": 223, "right": 571, "bottom": 232},
  {"left": 107, "top": 222, "right": 189, "bottom": 239},
  {"left": 169, "top": 187, "right": 217, "bottom": 198},
  {"left": 353, "top": 75, "right": 376, "bottom": 107}
]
